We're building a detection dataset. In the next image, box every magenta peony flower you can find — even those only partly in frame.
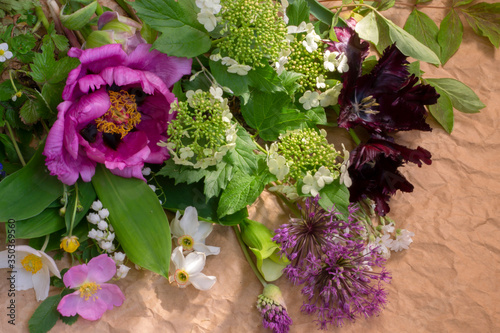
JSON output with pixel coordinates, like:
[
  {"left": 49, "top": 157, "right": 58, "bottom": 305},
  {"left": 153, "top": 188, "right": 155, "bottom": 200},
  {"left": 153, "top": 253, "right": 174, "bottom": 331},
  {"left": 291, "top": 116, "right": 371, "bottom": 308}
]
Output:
[
  {"left": 43, "top": 43, "right": 192, "bottom": 185},
  {"left": 57, "top": 254, "right": 125, "bottom": 321}
]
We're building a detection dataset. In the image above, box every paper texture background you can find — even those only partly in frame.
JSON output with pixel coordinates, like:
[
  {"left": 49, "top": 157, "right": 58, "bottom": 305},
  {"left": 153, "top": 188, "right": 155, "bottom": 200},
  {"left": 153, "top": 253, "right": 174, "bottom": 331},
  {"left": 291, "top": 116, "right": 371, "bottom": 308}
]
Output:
[{"left": 1, "top": 0, "right": 499, "bottom": 332}]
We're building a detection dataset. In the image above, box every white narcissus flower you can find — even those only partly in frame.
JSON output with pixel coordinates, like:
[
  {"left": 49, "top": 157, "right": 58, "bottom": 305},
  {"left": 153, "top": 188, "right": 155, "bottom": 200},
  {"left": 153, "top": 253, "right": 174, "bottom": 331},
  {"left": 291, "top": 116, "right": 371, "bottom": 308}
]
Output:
[
  {"left": 0, "top": 245, "right": 61, "bottom": 301},
  {"left": 169, "top": 246, "right": 217, "bottom": 290},
  {"left": 170, "top": 206, "right": 220, "bottom": 256},
  {"left": 299, "top": 90, "right": 320, "bottom": 110},
  {"left": 0, "top": 43, "right": 13, "bottom": 62}
]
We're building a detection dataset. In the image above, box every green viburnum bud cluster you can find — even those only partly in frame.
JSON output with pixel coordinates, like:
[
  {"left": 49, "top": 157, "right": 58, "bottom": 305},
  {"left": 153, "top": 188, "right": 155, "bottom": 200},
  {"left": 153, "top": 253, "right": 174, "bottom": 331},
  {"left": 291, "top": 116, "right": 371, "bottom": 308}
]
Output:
[
  {"left": 217, "top": 0, "right": 289, "bottom": 68},
  {"left": 285, "top": 37, "right": 325, "bottom": 92},
  {"left": 164, "top": 88, "right": 237, "bottom": 169}
]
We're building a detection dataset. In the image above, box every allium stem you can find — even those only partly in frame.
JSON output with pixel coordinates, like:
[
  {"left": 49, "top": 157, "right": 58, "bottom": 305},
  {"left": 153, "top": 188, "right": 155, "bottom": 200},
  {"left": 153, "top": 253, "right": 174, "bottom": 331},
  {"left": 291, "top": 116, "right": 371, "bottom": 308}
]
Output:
[{"left": 233, "top": 226, "right": 268, "bottom": 287}]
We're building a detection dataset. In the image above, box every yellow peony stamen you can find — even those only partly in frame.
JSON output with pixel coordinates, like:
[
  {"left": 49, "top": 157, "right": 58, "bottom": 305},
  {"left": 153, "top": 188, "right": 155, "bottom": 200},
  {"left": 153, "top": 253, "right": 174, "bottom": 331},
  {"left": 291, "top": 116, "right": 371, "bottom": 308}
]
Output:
[
  {"left": 174, "top": 269, "right": 189, "bottom": 286},
  {"left": 95, "top": 90, "right": 141, "bottom": 138},
  {"left": 21, "top": 254, "right": 43, "bottom": 274},
  {"left": 177, "top": 235, "right": 194, "bottom": 251},
  {"left": 79, "top": 282, "right": 101, "bottom": 301}
]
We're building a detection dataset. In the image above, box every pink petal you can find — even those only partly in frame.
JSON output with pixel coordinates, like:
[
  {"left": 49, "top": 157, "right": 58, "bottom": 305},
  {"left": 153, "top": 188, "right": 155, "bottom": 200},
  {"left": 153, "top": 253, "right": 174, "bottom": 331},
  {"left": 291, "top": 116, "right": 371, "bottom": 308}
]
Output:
[
  {"left": 109, "top": 165, "right": 145, "bottom": 181},
  {"left": 78, "top": 74, "right": 106, "bottom": 94},
  {"left": 86, "top": 254, "right": 116, "bottom": 283},
  {"left": 96, "top": 283, "right": 125, "bottom": 309},
  {"left": 63, "top": 264, "right": 89, "bottom": 289},
  {"left": 57, "top": 292, "right": 81, "bottom": 317},
  {"left": 127, "top": 43, "right": 192, "bottom": 88},
  {"left": 69, "top": 44, "right": 127, "bottom": 74},
  {"left": 76, "top": 298, "right": 109, "bottom": 321},
  {"left": 99, "top": 66, "right": 155, "bottom": 95}
]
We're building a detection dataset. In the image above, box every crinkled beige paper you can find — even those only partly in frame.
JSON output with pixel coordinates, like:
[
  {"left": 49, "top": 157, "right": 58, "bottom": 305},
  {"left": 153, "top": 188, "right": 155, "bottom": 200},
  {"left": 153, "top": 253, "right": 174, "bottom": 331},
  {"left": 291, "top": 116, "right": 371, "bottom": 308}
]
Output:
[{"left": 1, "top": 1, "right": 499, "bottom": 332}]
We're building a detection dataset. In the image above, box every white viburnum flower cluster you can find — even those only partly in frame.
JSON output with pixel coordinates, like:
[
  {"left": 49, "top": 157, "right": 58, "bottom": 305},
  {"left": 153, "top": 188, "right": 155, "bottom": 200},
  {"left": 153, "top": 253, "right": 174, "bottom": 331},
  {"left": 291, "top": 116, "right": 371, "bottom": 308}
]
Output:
[
  {"left": 169, "top": 207, "right": 218, "bottom": 290},
  {"left": 324, "top": 50, "right": 349, "bottom": 73},
  {"left": 299, "top": 90, "right": 320, "bottom": 110},
  {"left": 266, "top": 143, "right": 290, "bottom": 181},
  {"left": 339, "top": 143, "right": 352, "bottom": 188},
  {"left": 287, "top": 22, "right": 320, "bottom": 53},
  {"left": 301, "top": 166, "right": 334, "bottom": 197},
  {"left": 273, "top": 49, "right": 291, "bottom": 75},
  {"left": 87, "top": 200, "right": 116, "bottom": 253},
  {"left": 195, "top": 0, "right": 222, "bottom": 32}
]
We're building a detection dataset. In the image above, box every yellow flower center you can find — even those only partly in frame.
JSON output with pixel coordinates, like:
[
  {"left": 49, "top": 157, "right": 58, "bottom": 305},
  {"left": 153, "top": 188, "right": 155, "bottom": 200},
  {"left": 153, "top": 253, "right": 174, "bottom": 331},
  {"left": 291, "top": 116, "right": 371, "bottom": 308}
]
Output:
[
  {"left": 0, "top": 50, "right": 4, "bottom": 56},
  {"left": 79, "top": 282, "right": 101, "bottom": 301},
  {"left": 175, "top": 269, "right": 189, "bottom": 286},
  {"left": 60, "top": 236, "right": 80, "bottom": 253},
  {"left": 95, "top": 90, "right": 141, "bottom": 138},
  {"left": 178, "top": 235, "right": 194, "bottom": 251},
  {"left": 21, "top": 254, "right": 43, "bottom": 274}
]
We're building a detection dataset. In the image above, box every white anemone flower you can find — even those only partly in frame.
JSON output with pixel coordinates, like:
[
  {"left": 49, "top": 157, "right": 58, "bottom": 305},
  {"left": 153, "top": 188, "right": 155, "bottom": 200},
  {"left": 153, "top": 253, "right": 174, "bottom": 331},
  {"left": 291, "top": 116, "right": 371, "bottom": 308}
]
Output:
[
  {"left": 0, "top": 245, "right": 61, "bottom": 301},
  {"left": 169, "top": 246, "right": 217, "bottom": 290},
  {"left": 170, "top": 206, "right": 220, "bottom": 256}
]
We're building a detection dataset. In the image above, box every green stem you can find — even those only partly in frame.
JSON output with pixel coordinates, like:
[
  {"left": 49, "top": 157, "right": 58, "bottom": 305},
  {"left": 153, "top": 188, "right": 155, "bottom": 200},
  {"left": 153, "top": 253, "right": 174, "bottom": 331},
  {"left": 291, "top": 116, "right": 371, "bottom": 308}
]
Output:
[
  {"left": 40, "top": 235, "right": 50, "bottom": 252},
  {"left": 68, "top": 182, "right": 79, "bottom": 236},
  {"left": 348, "top": 128, "right": 361, "bottom": 145},
  {"left": 34, "top": 5, "right": 50, "bottom": 31},
  {"left": 233, "top": 225, "right": 267, "bottom": 287},
  {"left": 5, "top": 122, "right": 26, "bottom": 167}
]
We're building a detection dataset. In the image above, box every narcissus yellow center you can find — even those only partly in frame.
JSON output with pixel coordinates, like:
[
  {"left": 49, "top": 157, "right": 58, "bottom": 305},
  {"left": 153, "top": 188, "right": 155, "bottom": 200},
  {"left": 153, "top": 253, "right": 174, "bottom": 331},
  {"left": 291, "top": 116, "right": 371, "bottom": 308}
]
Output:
[
  {"left": 175, "top": 269, "right": 189, "bottom": 286},
  {"left": 21, "top": 254, "right": 43, "bottom": 274},
  {"left": 95, "top": 90, "right": 141, "bottom": 138},
  {"left": 79, "top": 282, "right": 101, "bottom": 301},
  {"left": 178, "top": 235, "right": 194, "bottom": 251}
]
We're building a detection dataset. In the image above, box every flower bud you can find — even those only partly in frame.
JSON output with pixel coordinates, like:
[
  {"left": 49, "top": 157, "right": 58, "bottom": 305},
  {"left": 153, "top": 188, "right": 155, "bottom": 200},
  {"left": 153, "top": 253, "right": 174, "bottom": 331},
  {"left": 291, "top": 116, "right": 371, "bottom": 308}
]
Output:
[
  {"left": 60, "top": 236, "right": 80, "bottom": 253},
  {"left": 59, "top": 207, "right": 66, "bottom": 216}
]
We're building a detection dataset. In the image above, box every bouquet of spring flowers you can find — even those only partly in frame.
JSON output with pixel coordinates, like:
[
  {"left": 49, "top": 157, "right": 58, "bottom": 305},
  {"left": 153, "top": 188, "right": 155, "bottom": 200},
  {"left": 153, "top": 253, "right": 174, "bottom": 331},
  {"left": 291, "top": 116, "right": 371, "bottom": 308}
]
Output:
[{"left": 0, "top": 0, "right": 493, "bottom": 331}]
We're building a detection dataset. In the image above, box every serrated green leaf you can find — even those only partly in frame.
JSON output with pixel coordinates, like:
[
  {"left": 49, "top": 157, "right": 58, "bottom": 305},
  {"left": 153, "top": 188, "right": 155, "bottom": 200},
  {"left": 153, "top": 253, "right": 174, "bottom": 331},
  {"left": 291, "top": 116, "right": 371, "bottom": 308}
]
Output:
[
  {"left": 0, "top": 144, "right": 64, "bottom": 222},
  {"left": 30, "top": 43, "right": 57, "bottom": 84},
  {"left": 355, "top": 11, "right": 379, "bottom": 45},
  {"left": 426, "top": 78, "right": 485, "bottom": 113},
  {"left": 438, "top": 10, "right": 463, "bottom": 65},
  {"left": 28, "top": 294, "right": 62, "bottom": 333},
  {"left": 157, "top": 159, "right": 208, "bottom": 184},
  {"left": 19, "top": 99, "right": 41, "bottom": 125},
  {"left": 10, "top": 208, "right": 64, "bottom": 239},
  {"left": 91, "top": 165, "right": 171, "bottom": 278},
  {"left": 241, "top": 90, "right": 307, "bottom": 141},
  {"left": 0, "top": 80, "right": 17, "bottom": 101},
  {"left": 287, "top": 0, "right": 310, "bottom": 25},
  {"left": 217, "top": 172, "right": 262, "bottom": 218},
  {"left": 223, "top": 126, "right": 260, "bottom": 174},
  {"left": 204, "top": 161, "right": 233, "bottom": 199},
  {"left": 304, "top": 106, "right": 327, "bottom": 126},
  {"left": 60, "top": 1, "right": 98, "bottom": 30},
  {"left": 247, "top": 64, "right": 285, "bottom": 93},
  {"left": 461, "top": 3, "right": 500, "bottom": 48},
  {"left": 49, "top": 57, "right": 80, "bottom": 84},
  {"left": 427, "top": 86, "right": 454, "bottom": 133},
  {"left": 404, "top": 9, "right": 441, "bottom": 60},
  {"left": 305, "top": 0, "right": 334, "bottom": 25},
  {"left": 317, "top": 179, "right": 350, "bottom": 216},
  {"left": 131, "top": 0, "right": 211, "bottom": 57},
  {"left": 375, "top": 12, "right": 441, "bottom": 65},
  {"left": 209, "top": 59, "right": 249, "bottom": 96},
  {"left": 51, "top": 34, "right": 69, "bottom": 52},
  {"left": 279, "top": 71, "right": 302, "bottom": 95},
  {"left": 60, "top": 315, "right": 78, "bottom": 326}
]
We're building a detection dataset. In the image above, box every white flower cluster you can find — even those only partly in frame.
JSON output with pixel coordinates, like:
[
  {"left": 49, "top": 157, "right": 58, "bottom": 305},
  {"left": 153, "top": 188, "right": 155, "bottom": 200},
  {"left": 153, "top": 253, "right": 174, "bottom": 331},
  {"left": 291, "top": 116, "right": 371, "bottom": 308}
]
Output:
[
  {"left": 287, "top": 22, "right": 321, "bottom": 53},
  {"left": 324, "top": 50, "right": 349, "bottom": 73},
  {"left": 273, "top": 49, "right": 291, "bottom": 75},
  {"left": 266, "top": 143, "right": 290, "bottom": 181},
  {"left": 112, "top": 252, "right": 131, "bottom": 279},
  {"left": 299, "top": 83, "right": 342, "bottom": 110},
  {"left": 339, "top": 144, "right": 352, "bottom": 188},
  {"left": 195, "top": 0, "right": 222, "bottom": 32},
  {"left": 301, "top": 166, "right": 334, "bottom": 197},
  {"left": 370, "top": 223, "right": 416, "bottom": 259},
  {"left": 210, "top": 53, "right": 252, "bottom": 76}
]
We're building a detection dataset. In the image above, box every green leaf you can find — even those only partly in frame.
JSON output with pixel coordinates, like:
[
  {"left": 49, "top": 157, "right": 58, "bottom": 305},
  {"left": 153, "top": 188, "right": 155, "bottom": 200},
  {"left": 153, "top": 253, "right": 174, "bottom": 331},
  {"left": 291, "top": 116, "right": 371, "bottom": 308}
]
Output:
[
  {"left": 317, "top": 179, "right": 350, "bottom": 216},
  {"left": 51, "top": 34, "right": 69, "bottom": 52},
  {"left": 304, "top": 106, "right": 327, "bottom": 126},
  {"left": 375, "top": 12, "right": 441, "bottom": 65},
  {"left": 287, "top": 0, "right": 310, "bottom": 25},
  {"left": 461, "top": 2, "right": 500, "bottom": 48},
  {"left": 30, "top": 44, "right": 80, "bottom": 85},
  {"left": 355, "top": 11, "right": 379, "bottom": 45},
  {"left": 131, "top": 0, "right": 211, "bottom": 58},
  {"left": 92, "top": 166, "right": 171, "bottom": 278},
  {"left": 19, "top": 98, "right": 41, "bottom": 125},
  {"left": 60, "top": 1, "right": 98, "bottom": 30},
  {"left": 453, "top": 0, "right": 474, "bottom": 7},
  {"left": 157, "top": 159, "right": 208, "bottom": 185},
  {"left": 427, "top": 86, "right": 454, "bottom": 133},
  {"left": 438, "top": 10, "right": 463, "bottom": 65},
  {"left": 209, "top": 60, "right": 249, "bottom": 96},
  {"left": 41, "top": 82, "right": 65, "bottom": 116},
  {"left": 241, "top": 90, "right": 307, "bottom": 141},
  {"left": 49, "top": 57, "right": 81, "bottom": 84},
  {"left": 0, "top": 145, "right": 64, "bottom": 222},
  {"left": 28, "top": 294, "right": 62, "bottom": 333},
  {"left": 60, "top": 315, "right": 78, "bottom": 326},
  {"left": 373, "top": 15, "right": 393, "bottom": 53},
  {"left": 404, "top": 9, "right": 441, "bottom": 60},
  {"left": 10, "top": 208, "right": 65, "bottom": 239},
  {"left": 426, "top": 78, "right": 485, "bottom": 113},
  {"left": 279, "top": 71, "right": 303, "bottom": 95},
  {"left": 376, "top": 0, "right": 395, "bottom": 12},
  {"left": 223, "top": 126, "right": 260, "bottom": 174},
  {"left": 204, "top": 161, "right": 233, "bottom": 199},
  {"left": 247, "top": 64, "right": 285, "bottom": 93},
  {"left": 407, "top": 61, "right": 423, "bottom": 77},
  {"left": 305, "top": 0, "right": 334, "bottom": 25},
  {"left": 64, "top": 180, "right": 96, "bottom": 232},
  {"left": 0, "top": 80, "right": 17, "bottom": 101}
]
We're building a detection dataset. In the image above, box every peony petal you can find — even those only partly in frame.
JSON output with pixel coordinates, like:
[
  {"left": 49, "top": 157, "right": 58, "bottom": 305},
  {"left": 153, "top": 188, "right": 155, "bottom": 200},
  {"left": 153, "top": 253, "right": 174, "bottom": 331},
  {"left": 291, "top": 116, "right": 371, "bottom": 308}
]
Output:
[
  {"left": 63, "top": 264, "right": 89, "bottom": 289},
  {"left": 86, "top": 254, "right": 116, "bottom": 283},
  {"left": 189, "top": 273, "right": 217, "bottom": 291},
  {"left": 126, "top": 43, "right": 192, "bottom": 89},
  {"left": 179, "top": 206, "right": 200, "bottom": 236},
  {"left": 192, "top": 243, "right": 220, "bottom": 256},
  {"left": 32, "top": 265, "right": 50, "bottom": 301},
  {"left": 78, "top": 74, "right": 107, "bottom": 95},
  {"left": 171, "top": 246, "right": 185, "bottom": 270},
  {"left": 109, "top": 165, "right": 145, "bottom": 181},
  {"left": 99, "top": 66, "right": 155, "bottom": 95},
  {"left": 57, "top": 292, "right": 81, "bottom": 318},
  {"left": 96, "top": 283, "right": 125, "bottom": 309},
  {"left": 184, "top": 251, "right": 206, "bottom": 275},
  {"left": 69, "top": 44, "right": 127, "bottom": 74}
]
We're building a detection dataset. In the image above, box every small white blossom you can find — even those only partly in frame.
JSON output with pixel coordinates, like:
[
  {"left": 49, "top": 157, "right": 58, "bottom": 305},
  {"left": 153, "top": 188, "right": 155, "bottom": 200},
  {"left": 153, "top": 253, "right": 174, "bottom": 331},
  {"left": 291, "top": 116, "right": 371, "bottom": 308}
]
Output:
[
  {"left": 274, "top": 49, "right": 290, "bottom": 75},
  {"left": 86, "top": 212, "right": 100, "bottom": 225},
  {"left": 316, "top": 75, "right": 326, "bottom": 89},
  {"left": 148, "top": 184, "right": 157, "bottom": 192},
  {"left": 303, "top": 31, "right": 321, "bottom": 52},
  {"left": 267, "top": 155, "right": 289, "bottom": 181},
  {"left": 88, "top": 229, "right": 99, "bottom": 239},
  {"left": 302, "top": 172, "right": 321, "bottom": 197},
  {"left": 197, "top": 10, "right": 218, "bottom": 32},
  {"left": 97, "top": 220, "right": 108, "bottom": 231},
  {"left": 113, "top": 252, "right": 126, "bottom": 265},
  {"left": 106, "top": 233, "right": 115, "bottom": 242},
  {"left": 169, "top": 246, "right": 216, "bottom": 290},
  {"left": 381, "top": 223, "right": 395, "bottom": 235},
  {"left": 227, "top": 64, "right": 252, "bottom": 76},
  {"left": 116, "top": 265, "right": 131, "bottom": 279},
  {"left": 221, "top": 57, "right": 238, "bottom": 66},
  {"left": 100, "top": 241, "right": 114, "bottom": 252},
  {"left": 210, "top": 53, "right": 222, "bottom": 61},
  {"left": 299, "top": 90, "right": 320, "bottom": 110},
  {"left": 287, "top": 21, "right": 308, "bottom": 34},
  {"left": 98, "top": 208, "right": 109, "bottom": 219},
  {"left": 389, "top": 229, "right": 415, "bottom": 252},
  {"left": 339, "top": 143, "right": 352, "bottom": 188},
  {"left": 319, "top": 84, "right": 341, "bottom": 107},
  {"left": 0, "top": 43, "right": 13, "bottom": 62},
  {"left": 314, "top": 166, "right": 334, "bottom": 188},
  {"left": 210, "top": 86, "right": 224, "bottom": 102},
  {"left": 142, "top": 167, "right": 152, "bottom": 176},
  {"left": 11, "top": 91, "right": 22, "bottom": 101},
  {"left": 91, "top": 200, "right": 103, "bottom": 211},
  {"left": 280, "top": 0, "right": 289, "bottom": 24}
]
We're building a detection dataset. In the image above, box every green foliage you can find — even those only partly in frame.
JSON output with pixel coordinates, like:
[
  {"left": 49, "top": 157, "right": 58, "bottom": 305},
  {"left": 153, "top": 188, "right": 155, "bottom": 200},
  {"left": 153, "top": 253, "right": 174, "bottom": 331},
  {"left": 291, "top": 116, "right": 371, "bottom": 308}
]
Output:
[
  {"left": 427, "top": 86, "right": 454, "bottom": 133},
  {"left": 131, "top": 0, "right": 211, "bottom": 58},
  {"left": 64, "top": 181, "right": 96, "bottom": 232},
  {"left": 9, "top": 208, "right": 65, "bottom": 239},
  {"left": 28, "top": 294, "right": 61, "bottom": 333},
  {"left": 305, "top": 0, "right": 333, "bottom": 25},
  {"left": 317, "top": 179, "right": 350, "bottom": 216},
  {"left": 30, "top": 43, "right": 80, "bottom": 85},
  {"left": 204, "top": 161, "right": 233, "bottom": 199},
  {"left": 426, "top": 78, "right": 485, "bottom": 114},
  {"left": 438, "top": 10, "right": 463, "bottom": 65},
  {"left": 286, "top": 0, "right": 310, "bottom": 26},
  {"left": 209, "top": 59, "right": 250, "bottom": 96},
  {"left": 404, "top": 9, "right": 441, "bottom": 61},
  {"left": 92, "top": 166, "right": 172, "bottom": 278},
  {"left": 461, "top": 2, "right": 500, "bottom": 48},
  {"left": 42, "top": 24, "right": 70, "bottom": 52},
  {"left": 247, "top": 64, "right": 285, "bottom": 93},
  {"left": 60, "top": 1, "right": 98, "bottom": 30},
  {"left": 0, "top": 0, "right": 35, "bottom": 15}
]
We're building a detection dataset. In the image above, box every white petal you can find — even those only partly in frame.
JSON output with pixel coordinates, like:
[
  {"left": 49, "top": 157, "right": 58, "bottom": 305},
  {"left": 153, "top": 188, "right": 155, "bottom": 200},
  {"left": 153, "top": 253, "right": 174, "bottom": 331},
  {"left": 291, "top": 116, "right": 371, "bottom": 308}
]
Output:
[
  {"left": 0, "top": 250, "right": 10, "bottom": 268},
  {"left": 171, "top": 246, "right": 185, "bottom": 270},
  {"left": 189, "top": 273, "right": 216, "bottom": 290},
  {"left": 180, "top": 206, "right": 200, "bottom": 236},
  {"left": 0, "top": 43, "right": 7, "bottom": 50},
  {"left": 14, "top": 267, "right": 35, "bottom": 291},
  {"left": 193, "top": 243, "right": 220, "bottom": 256},
  {"left": 184, "top": 251, "right": 206, "bottom": 274},
  {"left": 170, "top": 211, "right": 184, "bottom": 238},
  {"left": 32, "top": 266, "right": 50, "bottom": 301},
  {"left": 192, "top": 221, "right": 213, "bottom": 241},
  {"left": 39, "top": 252, "right": 61, "bottom": 278}
]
